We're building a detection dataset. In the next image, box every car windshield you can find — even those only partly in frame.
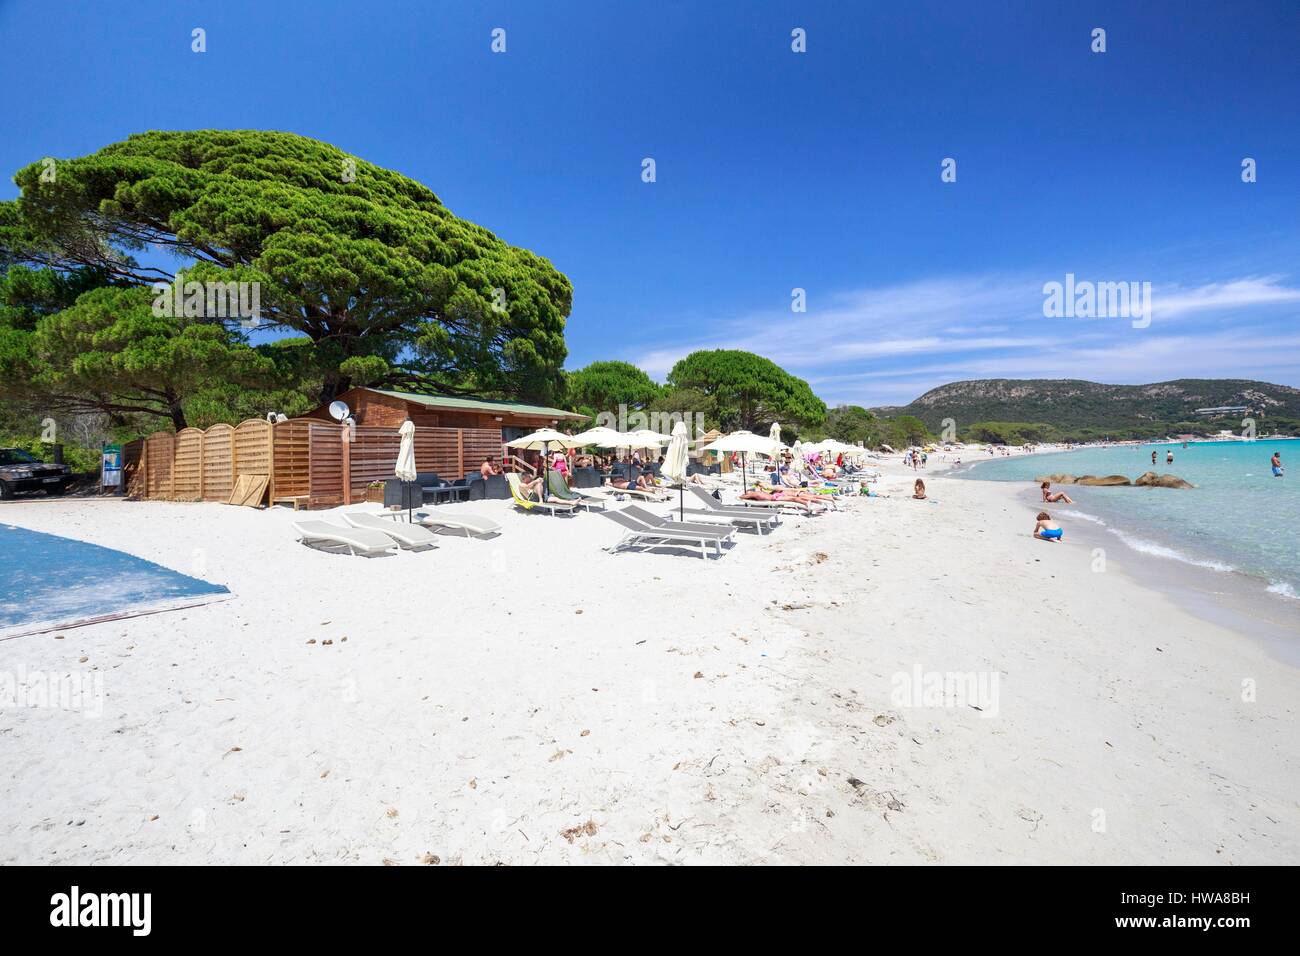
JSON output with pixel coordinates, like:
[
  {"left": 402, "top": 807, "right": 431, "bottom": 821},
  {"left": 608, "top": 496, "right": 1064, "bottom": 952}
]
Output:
[{"left": 0, "top": 448, "right": 40, "bottom": 465}]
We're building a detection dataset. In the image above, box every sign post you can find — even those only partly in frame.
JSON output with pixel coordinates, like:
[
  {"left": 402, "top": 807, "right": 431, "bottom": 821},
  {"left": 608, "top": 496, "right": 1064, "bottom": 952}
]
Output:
[{"left": 102, "top": 443, "right": 122, "bottom": 493}]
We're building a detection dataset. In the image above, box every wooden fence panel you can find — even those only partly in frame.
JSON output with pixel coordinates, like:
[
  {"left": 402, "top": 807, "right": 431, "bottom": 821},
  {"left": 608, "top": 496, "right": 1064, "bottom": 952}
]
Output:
[
  {"left": 271, "top": 419, "right": 311, "bottom": 499},
  {"left": 122, "top": 438, "right": 145, "bottom": 498},
  {"left": 350, "top": 427, "right": 402, "bottom": 496},
  {"left": 413, "top": 428, "right": 459, "bottom": 478},
  {"left": 123, "top": 420, "right": 505, "bottom": 508},
  {"left": 308, "top": 422, "right": 345, "bottom": 507},
  {"left": 144, "top": 432, "right": 175, "bottom": 499},
  {"left": 461, "top": 428, "right": 505, "bottom": 476},
  {"left": 172, "top": 428, "right": 204, "bottom": 501},
  {"left": 201, "top": 424, "right": 235, "bottom": 502}
]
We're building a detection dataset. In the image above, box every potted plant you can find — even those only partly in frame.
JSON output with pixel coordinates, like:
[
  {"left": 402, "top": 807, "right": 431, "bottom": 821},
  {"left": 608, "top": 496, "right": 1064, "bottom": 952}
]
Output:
[{"left": 364, "top": 480, "right": 385, "bottom": 503}]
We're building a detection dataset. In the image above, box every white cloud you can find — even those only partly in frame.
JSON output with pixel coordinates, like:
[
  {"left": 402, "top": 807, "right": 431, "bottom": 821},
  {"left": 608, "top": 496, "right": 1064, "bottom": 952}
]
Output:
[{"left": 631, "top": 273, "right": 1300, "bottom": 406}]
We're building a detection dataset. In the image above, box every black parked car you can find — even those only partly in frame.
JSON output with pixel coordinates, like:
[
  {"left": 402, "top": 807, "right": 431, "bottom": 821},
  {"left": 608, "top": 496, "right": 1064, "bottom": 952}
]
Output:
[{"left": 0, "top": 447, "right": 72, "bottom": 498}]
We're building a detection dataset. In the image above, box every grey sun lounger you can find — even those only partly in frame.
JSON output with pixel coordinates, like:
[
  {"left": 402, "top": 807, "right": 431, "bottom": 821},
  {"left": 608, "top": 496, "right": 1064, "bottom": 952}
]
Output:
[
  {"left": 684, "top": 486, "right": 781, "bottom": 533},
  {"left": 414, "top": 511, "right": 503, "bottom": 537},
  {"left": 342, "top": 512, "right": 439, "bottom": 551},
  {"left": 293, "top": 520, "right": 399, "bottom": 557},
  {"left": 599, "top": 508, "right": 733, "bottom": 560}
]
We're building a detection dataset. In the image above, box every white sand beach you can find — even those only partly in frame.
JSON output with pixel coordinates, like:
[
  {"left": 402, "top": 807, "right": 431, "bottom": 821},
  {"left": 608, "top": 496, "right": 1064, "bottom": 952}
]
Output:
[{"left": 2, "top": 459, "right": 1297, "bottom": 865}]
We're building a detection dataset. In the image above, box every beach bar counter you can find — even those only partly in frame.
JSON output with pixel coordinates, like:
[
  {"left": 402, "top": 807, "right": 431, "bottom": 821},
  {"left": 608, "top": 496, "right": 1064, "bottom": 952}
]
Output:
[{"left": 122, "top": 387, "right": 585, "bottom": 509}]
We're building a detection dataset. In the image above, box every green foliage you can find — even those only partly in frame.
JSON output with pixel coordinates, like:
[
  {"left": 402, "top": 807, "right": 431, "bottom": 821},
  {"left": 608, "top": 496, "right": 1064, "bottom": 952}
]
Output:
[
  {"left": 2, "top": 129, "right": 572, "bottom": 405},
  {"left": 666, "top": 349, "right": 825, "bottom": 432},
  {"left": 648, "top": 386, "right": 719, "bottom": 431},
  {"left": 881, "top": 378, "right": 1300, "bottom": 440},
  {"left": 882, "top": 414, "right": 932, "bottom": 447},
  {"left": 565, "top": 360, "right": 661, "bottom": 420},
  {"left": 823, "top": 404, "right": 878, "bottom": 444},
  {"left": 963, "top": 421, "right": 1059, "bottom": 445},
  {"left": 7, "top": 285, "right": 274, "bottom": 430}
]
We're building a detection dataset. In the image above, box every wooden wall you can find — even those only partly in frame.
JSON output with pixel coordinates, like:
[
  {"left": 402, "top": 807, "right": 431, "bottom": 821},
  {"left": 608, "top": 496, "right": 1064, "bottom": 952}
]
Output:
[
  {"left": 124, "top": 419, "right": 502, "bottom": 508},
  {"left": 299, "top": 387, "right": 572, "bottom": 432}
]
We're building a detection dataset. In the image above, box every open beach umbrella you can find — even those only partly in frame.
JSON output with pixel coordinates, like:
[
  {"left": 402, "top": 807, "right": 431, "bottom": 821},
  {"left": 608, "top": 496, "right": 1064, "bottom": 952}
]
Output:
[
  {"left": 661, "top": 420, "right": 690, "bottom": 521},
  {"left": 507, "top": 428, "right": 585, "bottom": 502},
  {"left": 569, "top": 425, "right": 626, "bottom": 446},
  {"left": 701, "top": 430, "right": 779, "bottom": 493},
  {"left": 621, "top": 429, "right": 671, "bottom": 479},
  {"left": 395, "top": 419, "right": 418, "bottom": 523}
]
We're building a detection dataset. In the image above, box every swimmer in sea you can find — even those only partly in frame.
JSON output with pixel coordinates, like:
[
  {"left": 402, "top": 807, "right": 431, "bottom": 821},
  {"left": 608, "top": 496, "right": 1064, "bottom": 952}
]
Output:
[{"left": 1033, "top": 511, "right": 1063, "bottom": 542}]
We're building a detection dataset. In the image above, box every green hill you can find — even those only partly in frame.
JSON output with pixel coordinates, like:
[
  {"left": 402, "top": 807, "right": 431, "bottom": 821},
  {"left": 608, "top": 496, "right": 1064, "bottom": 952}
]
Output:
[{"left": 874, "top": 378, "right": 1300, "bottom": 441}]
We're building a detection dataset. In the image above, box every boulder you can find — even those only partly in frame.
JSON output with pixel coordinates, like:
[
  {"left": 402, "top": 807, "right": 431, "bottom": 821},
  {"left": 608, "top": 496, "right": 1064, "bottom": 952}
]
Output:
[
  {"left": 1035, "top": 473, "right": 1077, "bottom": 484},
  {"left": 1076, "top": 474, "right": 1132, "bottom": 486},
  {"left": 1134, "top": 471, "right": 1194, "bottom": 489}
]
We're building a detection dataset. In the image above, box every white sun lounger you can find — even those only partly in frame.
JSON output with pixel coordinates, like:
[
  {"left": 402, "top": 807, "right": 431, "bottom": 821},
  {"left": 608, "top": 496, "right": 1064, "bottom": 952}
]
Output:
[
  {"left": 293, "top": 520, "right": 399, "bottom": 557},
  {"left": 599, "top": 508, "right": 733, "bottom": 560},
  {"left": 586, "top": 483, "right": 668, "bottom": 502},
  {"left": 342, "top": 512, "right": 439, "bottom": 550},
  {"left": 414, "top": 511, "right": 502, "bottom": 537}
]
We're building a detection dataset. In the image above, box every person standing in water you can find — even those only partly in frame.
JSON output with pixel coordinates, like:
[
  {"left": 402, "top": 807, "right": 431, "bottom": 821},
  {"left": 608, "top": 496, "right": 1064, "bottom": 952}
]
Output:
[
  {"left": 1166, "top": 450, "right": 1174, "bottom": 465},
  {"left": 1272, "top": 451, "right": 1284, "bottom": 477},
  {"left": 1151, "top": 450, "right": 1158, "bottom": 465}
]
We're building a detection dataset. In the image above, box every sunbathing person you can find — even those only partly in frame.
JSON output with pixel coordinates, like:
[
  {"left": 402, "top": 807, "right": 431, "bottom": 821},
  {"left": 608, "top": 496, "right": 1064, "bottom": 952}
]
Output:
[
  {"left": 517, "top": 472, "right": 546, "bottom": 501},
  {"left": 742, "top": 488, "right": 826, "bottom": 513},
  {"left": 1034, "top": 511, "right": 1063, "bottom": 541},
  {"left": 912, "top": 479, "right": 927, "bottom": 500},
  {"left": 1041, "top": 481, "right": 1074, "bottom": 504}
]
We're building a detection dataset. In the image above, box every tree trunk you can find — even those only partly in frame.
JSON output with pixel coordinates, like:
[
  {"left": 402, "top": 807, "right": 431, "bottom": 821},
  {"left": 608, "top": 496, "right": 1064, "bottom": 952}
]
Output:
[
  {"left": 318, "top": 371, "right": 352, "bottom": 405},
  {"left": 167, "top": 392, "right": 188, "bottom": 431}
]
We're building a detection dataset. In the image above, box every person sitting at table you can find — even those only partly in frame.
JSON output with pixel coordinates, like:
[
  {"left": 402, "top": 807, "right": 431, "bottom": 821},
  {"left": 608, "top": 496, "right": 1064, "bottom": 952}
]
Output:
[{"left": 480, "top": 456, "right": 502, "bottom": 478}]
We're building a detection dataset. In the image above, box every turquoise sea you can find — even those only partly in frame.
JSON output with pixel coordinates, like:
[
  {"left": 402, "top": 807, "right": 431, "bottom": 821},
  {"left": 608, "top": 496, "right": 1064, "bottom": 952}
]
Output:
[{"left": 956, "top": 439, "right": 1299, "bottom": 603}]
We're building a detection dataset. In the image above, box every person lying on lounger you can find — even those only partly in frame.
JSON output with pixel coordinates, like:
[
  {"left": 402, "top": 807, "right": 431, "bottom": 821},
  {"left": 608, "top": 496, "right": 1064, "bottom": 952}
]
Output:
[
  {"left": 741, "top": 488, "right": 827, "bottom": 513},
  {"left": 609, "top": 473, "right": 659, "bottom": 493}
]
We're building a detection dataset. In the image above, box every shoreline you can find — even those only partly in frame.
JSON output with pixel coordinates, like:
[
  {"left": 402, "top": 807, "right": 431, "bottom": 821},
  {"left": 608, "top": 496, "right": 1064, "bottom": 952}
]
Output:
[
  {"left": 946, "top": 445, "right": 1300, "bottom": 666},
  {"left": 1, "top": 466, "right": 1297, "bottom": 864}
]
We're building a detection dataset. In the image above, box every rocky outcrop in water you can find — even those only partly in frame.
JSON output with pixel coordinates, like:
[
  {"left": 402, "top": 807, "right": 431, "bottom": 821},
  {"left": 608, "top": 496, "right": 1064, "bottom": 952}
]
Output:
[
  {"left": 1034, "top": 472, "right": 1193, "bottom": 488},
  {"left": 1134, "top": 471, "right": 1195, "bottom": 489},
  {"left": 1075, "top": 475, "right": 1132, "bottom": 486}
]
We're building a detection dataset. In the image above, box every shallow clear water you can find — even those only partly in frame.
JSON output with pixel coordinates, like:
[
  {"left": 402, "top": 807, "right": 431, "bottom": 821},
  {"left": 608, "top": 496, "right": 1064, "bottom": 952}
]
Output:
[
  {"left": 956, "top": 439, "right": 1300, "bottom": 601},
  {"left": 0, "top": 523, "right": 229, "bottom": 632}
]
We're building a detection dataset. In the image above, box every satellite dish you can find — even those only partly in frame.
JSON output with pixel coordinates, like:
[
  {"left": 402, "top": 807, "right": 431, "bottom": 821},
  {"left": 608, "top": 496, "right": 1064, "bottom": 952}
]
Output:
[{"left": 328, "top": 401, "right": 351, "bottom": 422}]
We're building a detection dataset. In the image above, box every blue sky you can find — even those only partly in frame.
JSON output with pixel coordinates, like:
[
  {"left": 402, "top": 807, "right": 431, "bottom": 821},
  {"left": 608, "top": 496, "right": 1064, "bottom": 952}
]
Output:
[{"left": 2, "top": 0, "right": 1297, "bottom": 406}]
